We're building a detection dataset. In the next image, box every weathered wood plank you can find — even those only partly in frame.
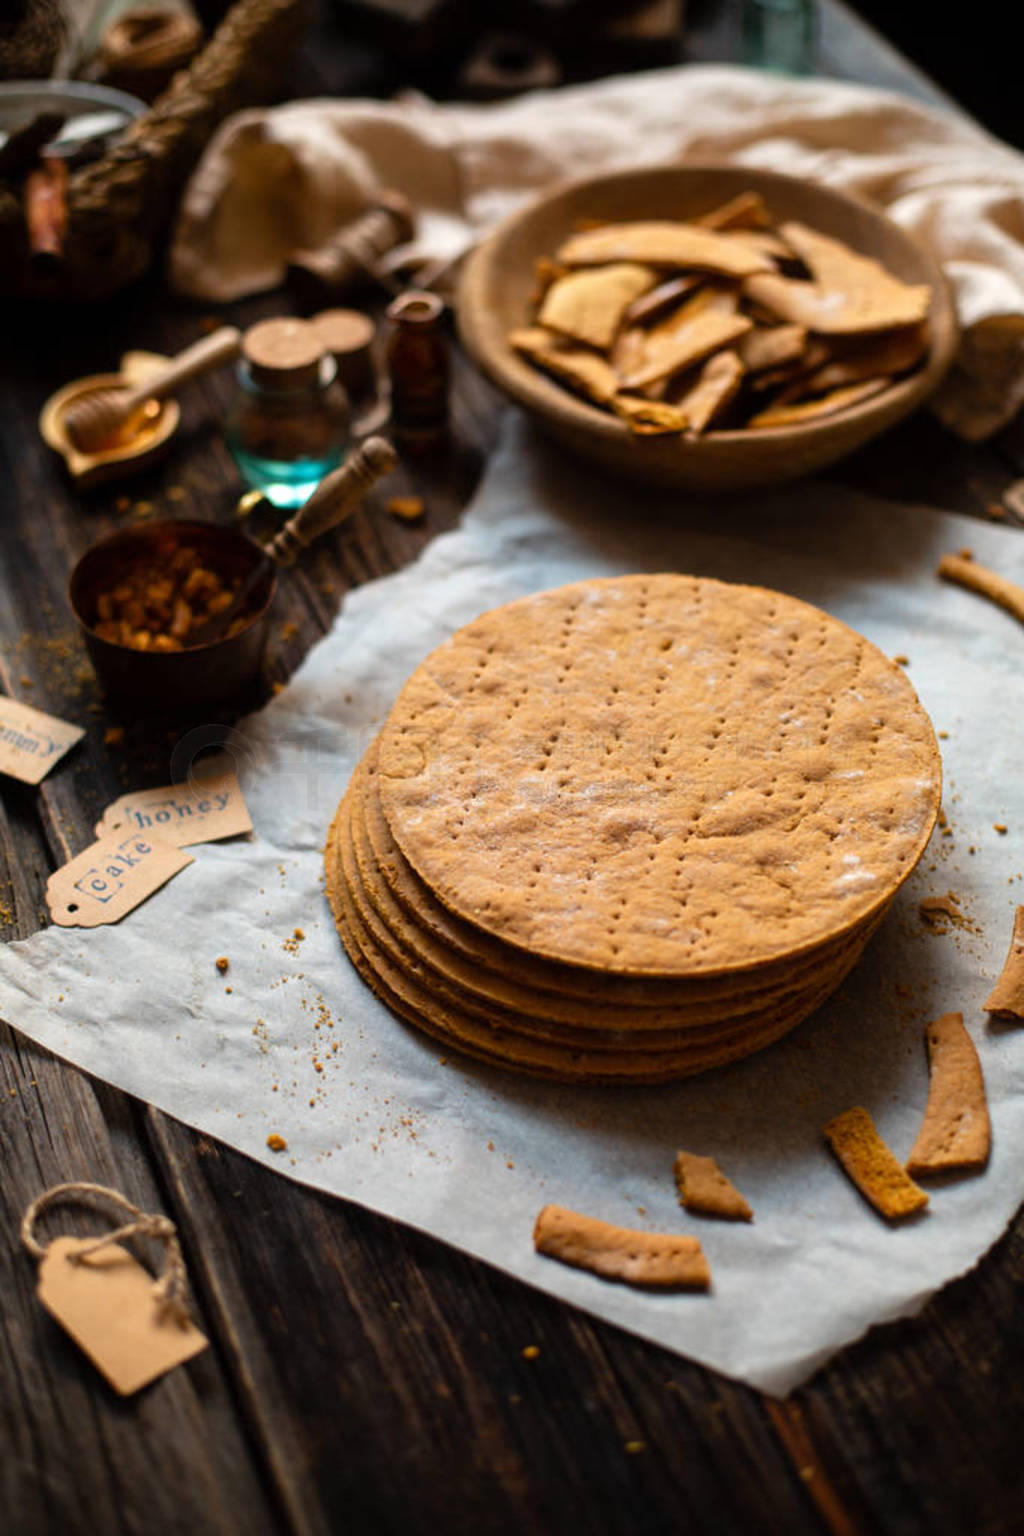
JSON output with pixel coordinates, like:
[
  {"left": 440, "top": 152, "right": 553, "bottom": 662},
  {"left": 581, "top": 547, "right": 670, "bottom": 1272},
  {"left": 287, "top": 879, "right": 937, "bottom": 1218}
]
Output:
[
  {"left": 147, "top": 1111, "right": 834, "bottom": 1536},
  {"left": 0, "top": 818, "right": 285, "bottom": 1536}
]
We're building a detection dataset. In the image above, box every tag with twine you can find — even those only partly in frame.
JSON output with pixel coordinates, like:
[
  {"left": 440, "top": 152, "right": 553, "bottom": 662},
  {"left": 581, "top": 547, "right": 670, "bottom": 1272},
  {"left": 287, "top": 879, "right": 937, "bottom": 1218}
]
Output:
[{"left": 22, "top": 1183, "right": 208, "bottom": 1395}]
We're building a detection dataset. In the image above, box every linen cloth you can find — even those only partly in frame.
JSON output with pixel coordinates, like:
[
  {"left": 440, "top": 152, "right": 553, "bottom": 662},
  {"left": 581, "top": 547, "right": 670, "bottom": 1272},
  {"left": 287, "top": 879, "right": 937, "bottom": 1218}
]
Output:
[
  {"left": 169, "top": 63, "right": 1024, "bottom": 439},
  {"left": 2, "top": 417, "right": 1024, "bottom": 1394}
]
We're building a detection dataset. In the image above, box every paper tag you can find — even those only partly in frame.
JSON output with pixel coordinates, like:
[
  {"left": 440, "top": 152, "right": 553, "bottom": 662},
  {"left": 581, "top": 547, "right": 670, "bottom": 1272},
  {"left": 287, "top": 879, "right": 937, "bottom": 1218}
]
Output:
[
  {"left": 95, "top": 758, "right": 253, "bottom": 847},
  {"left": 46, "top": 831, "right": 193, "bottom": 927},
  {"left": 0, "top": 696, "right": 84, "bottom": 785},
  {"left": 37, "top": 1235, "right": 208, "bottom": 1395}
]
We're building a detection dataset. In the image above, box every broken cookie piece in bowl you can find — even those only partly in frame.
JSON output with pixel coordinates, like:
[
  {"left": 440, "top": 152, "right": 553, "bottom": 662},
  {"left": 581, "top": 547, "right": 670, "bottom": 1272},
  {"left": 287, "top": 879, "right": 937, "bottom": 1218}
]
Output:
[{"left": 457, "top": 164, "right": 958, "bottom": 492}]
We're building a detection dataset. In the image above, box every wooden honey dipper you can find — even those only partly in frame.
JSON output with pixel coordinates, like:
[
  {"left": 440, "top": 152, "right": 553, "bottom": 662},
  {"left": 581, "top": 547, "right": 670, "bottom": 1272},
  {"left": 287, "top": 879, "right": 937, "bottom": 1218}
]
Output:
[{"left": 62, "top": 326, "right": 241, "bottom": 454}]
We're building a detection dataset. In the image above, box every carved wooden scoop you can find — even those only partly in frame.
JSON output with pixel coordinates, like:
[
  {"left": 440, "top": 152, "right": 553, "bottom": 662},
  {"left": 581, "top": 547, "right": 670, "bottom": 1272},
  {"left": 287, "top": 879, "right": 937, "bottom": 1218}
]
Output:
[{"left": 62, "top": 326, "right": 241, "bottom": 453}]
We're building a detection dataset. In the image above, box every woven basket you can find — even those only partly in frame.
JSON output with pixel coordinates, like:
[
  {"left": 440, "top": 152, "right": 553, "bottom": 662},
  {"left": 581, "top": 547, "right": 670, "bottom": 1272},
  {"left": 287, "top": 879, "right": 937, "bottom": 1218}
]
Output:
[{"left": 0, "top": 0, "right": 307, "bottom": 300}]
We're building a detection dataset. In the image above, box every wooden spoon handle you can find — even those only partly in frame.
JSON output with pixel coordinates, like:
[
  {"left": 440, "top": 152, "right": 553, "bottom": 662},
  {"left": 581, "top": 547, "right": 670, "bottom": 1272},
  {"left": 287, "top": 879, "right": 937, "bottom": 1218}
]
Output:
[
  {"left": 122, "top": 326, "right": 241, "bottom": 409},
  {"left": 264, "top": 437, "right": 398, "bottom": 566}
]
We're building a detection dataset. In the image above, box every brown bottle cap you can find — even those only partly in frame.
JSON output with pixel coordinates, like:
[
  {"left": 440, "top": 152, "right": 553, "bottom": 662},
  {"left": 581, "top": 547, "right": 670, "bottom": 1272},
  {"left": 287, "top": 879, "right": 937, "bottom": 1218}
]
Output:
[
  {"left": 386, "top": 290, "right": 444, "bottom": 327},
  {"left": 310, "top": 309, "right": 377, "bottom": 397},
  {"left": 242, "top": 318, "right": 325, "bottom": 388}
]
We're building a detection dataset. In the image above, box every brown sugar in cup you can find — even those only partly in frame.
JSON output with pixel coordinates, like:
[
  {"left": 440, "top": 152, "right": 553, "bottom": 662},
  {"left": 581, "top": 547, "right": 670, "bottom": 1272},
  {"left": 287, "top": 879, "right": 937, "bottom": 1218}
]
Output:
[{"left": 70, "top": 519, "right": 276, "bottom": 710}]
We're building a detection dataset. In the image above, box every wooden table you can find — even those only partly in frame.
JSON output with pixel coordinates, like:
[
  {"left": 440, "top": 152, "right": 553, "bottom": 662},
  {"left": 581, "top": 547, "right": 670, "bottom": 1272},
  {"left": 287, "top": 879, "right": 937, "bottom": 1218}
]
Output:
[{"left": 3, "top": 6, "right": 1024, "bottom": 1533}]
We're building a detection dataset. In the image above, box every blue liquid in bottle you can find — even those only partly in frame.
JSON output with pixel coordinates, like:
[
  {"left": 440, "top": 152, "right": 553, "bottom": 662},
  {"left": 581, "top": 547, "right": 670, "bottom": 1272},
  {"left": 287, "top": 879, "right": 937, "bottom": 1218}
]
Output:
[{"left": 226, "top": 323, "right": 350, "bottom": 508}]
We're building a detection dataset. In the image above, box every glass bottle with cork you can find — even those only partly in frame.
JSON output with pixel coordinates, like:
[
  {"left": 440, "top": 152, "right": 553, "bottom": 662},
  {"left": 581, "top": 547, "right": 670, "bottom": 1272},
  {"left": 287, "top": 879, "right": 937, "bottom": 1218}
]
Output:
[
  {"left": 225, "top": 317, "right": 350, "bottom": 508},
  {"left": 385, "top": 290, "right": 449, "bottom": 453}
]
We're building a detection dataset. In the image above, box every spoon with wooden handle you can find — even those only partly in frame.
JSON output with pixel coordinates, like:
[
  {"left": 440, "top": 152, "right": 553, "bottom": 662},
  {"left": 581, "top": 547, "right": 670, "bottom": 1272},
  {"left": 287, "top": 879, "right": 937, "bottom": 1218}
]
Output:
[
  {"left": 62, "top": 326, "right": 241, "bottom": 454},
  {"left": 189, "top": 435, "right": 399, "bottom": 647}
]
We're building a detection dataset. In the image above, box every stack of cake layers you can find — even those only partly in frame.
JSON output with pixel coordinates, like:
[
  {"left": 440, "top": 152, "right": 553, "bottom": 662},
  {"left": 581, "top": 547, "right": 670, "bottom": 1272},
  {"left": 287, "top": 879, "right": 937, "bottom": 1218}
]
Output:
[{"left": 326, "top": 574, "right": 941, "bottom": 1083}]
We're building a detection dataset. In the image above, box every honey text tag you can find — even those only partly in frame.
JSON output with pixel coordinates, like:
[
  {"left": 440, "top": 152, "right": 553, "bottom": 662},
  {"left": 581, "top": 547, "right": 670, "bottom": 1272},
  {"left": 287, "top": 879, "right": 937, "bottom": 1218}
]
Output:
[
  {"left": 95, "top": 757, "right": 252, "bottom": 847},
  {"left": 46, "top": 831, "right": 193, "bottom": 927},
  {"left": 37, "top": 1235, "right": 208, "bottom": 1395},
  {"left": 0, "top": 696, "right": 84, "bottom": 785}
]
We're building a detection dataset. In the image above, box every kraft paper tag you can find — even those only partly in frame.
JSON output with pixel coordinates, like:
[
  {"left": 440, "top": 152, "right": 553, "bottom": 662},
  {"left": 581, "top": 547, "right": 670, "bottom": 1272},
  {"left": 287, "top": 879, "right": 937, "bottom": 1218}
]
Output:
[
  {"left": 94, "top": 758, "right": 253, "bottom": 848},
  {"left": 37, "top": 1236, "right": 208, "bottom": 1395},
  {"left": 0, "top": 696, "right": 84, "bottom": 785},
  {"left": 46, "top": 831, "right": 193, "bottom": 927}
]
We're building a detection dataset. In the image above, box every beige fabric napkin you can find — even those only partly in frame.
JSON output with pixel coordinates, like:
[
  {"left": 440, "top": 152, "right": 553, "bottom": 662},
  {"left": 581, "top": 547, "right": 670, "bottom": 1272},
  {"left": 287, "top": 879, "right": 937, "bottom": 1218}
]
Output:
[{"left": 169, "top": 63, "right": 1024, "bottom": 440}]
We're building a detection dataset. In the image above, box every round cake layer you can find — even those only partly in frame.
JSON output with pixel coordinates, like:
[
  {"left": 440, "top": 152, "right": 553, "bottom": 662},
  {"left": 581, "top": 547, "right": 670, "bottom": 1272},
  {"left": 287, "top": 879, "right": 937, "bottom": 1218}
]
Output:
[
  {"left": 347, "top": 749, "right": 886, "bottom": 1031},
  {"left": 335, "top": 792, "right": 878, "bottom": 1049},
  {"left": 377, "top": 574, "right": 941, "bottom": 976},
  {"left": 328, "top": 817, "right": 856, "bottom": 1084}
]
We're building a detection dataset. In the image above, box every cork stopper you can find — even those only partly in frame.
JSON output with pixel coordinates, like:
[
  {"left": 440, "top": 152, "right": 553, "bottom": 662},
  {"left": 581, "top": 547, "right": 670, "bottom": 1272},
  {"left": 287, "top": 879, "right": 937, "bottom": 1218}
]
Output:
[
  {"left": 242, "top": 318, "right": 325, "bottom": 388},
  {"left": 386, "top": 290, "right": 444, "bottom": 327},
  {"left": 310, "top": 309, "right": 377, "bottom": 398}
]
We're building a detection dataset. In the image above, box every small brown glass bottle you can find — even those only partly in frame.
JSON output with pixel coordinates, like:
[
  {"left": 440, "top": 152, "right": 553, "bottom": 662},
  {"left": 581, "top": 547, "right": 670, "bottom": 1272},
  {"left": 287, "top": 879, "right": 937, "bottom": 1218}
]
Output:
[{"left": 385, "top": 290, "right": 449, "bottom": 453}]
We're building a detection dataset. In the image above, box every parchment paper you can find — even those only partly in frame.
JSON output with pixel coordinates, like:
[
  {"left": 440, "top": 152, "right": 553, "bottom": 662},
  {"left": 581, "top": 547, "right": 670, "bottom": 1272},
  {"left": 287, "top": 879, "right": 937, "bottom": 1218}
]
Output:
[{"left": 3, "top": 416, "right": 1024, "bottom": 1395}]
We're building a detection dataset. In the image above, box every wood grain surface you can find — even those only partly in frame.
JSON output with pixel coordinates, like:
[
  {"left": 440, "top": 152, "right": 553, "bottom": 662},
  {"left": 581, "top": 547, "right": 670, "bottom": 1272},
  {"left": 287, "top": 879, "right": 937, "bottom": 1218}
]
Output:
[{"left": 4, "top": 5, "right": 1024, "bottom": 1534}]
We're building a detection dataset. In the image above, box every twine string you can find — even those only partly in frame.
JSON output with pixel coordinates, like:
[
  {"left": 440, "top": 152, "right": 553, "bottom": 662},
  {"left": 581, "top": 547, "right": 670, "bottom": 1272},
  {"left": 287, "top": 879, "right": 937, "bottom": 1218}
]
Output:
[{"left": 21, "top": 1181, "right": 191, "bottom": 1327}]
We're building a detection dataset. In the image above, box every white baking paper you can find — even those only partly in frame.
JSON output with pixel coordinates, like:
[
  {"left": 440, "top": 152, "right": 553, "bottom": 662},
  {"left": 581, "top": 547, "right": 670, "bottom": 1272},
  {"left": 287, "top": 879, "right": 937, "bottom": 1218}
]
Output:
[{"left": 3, "top": 416, "right": 1024, "bottom": 1395}]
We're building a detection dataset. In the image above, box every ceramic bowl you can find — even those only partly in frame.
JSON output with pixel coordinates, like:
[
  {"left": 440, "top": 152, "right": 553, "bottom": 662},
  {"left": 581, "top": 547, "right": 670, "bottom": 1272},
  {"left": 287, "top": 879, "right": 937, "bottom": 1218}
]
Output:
[{"left": 456, "top": 164, "right": 958, "bottom": 492}]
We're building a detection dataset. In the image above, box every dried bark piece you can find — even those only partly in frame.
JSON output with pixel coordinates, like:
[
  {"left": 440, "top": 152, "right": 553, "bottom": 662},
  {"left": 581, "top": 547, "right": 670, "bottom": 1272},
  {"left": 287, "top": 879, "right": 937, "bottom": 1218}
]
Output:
[
  {"left": 824, "top": 1106, "right": 929, "bottom": 1220},
  {"left": 510, "top": 327, "right": 619, "bottom": 406},
  {"left": 985, "top": 906, "right": 1024, "bottom": 1018},
  {"left": 745, "top": 222, "right": 931, "bottom": 335},
  {"left": 533, "top": 1205, "right": 710, "bottom": 1289},
  {"left": 557, "top": 221, "right": 772, "bottom": 278},
  {"left": 530, "top": 255, "right": 569, "bottom": 305},
  {"left": 722, "top": 230, "right": 793, "bottom": 264},
  {"left": 800, "top": 323, "right": 930, "bottom": 393},
  {"left": 624, "top": 273, "right": 702, "bottom": 326},
  {"left": 738, "top": 324, "right": 809, "bottom": 375},
  {"left": 937, "top": 554, "right": 1024, "bottom": 629},
  {"left": 538, "top": 262, "right": 658, "bottom": 350},
  {"left": 673, "top": 1151, "right": 753, "bottom": 1220},
  {"left": 748, "top": 378, "right": 888, "bottom": 429},
  {"left": 696, "top": 190, "right": 771, "bottom": 232},
  {"left": 672, "top": 350, "right": 745, "bottom": 435},
  {"left": 906, "top": 1012, "right": 991, "bottom": 1175},
  {"left": 610, "top": 325, "right": 649, "bottom": 380},
  {"left": 611, "top": 396, "right": 690, "bottom": 435},
  {"left": 623, "top": 306, "right": 751, "bottom": 390}
]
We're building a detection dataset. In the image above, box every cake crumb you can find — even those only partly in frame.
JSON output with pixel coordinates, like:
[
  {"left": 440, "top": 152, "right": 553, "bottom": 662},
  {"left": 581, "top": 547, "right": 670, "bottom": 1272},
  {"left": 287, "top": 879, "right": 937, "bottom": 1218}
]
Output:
[
  {"left": 215, "top": 956, "right": 229, "bottom": 972},
  {"left": 387, "top": 495, "right": 426, "bottom": 522},
  {"left": 994, "top": 823, "right": 1009, "bottom": 835},
  {"left": 266, "top": 1133, "right": 287, "bottom": 1152},
  {"left": 920, "top": 894, "right": 965, "bottom": 933},
  {"left": 522, "top": 1345, "right": 540, "bottom": 1360}
]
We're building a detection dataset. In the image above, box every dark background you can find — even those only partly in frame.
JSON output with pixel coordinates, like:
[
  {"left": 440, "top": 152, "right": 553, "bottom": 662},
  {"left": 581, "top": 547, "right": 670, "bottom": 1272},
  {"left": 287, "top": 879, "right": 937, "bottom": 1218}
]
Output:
[{"left": 847, "top": 1, "right": 1021, "bottom": 148}]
